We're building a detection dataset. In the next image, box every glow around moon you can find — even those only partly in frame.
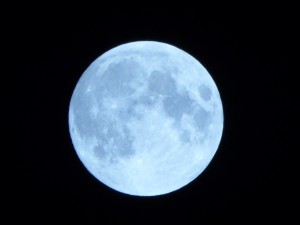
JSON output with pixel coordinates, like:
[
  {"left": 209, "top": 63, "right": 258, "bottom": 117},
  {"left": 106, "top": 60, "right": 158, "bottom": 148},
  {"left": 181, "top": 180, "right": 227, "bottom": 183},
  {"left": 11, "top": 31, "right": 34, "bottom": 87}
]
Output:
[{"left": 69, "top": 41, "right": 223, "bottom": 196}]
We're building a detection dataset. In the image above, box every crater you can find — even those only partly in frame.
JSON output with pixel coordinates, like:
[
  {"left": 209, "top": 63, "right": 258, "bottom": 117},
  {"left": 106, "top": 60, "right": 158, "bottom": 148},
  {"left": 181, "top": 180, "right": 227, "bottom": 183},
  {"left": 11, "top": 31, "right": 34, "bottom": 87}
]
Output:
[{"left": 199, "top": 84, "right": 212, "bottom": 101}]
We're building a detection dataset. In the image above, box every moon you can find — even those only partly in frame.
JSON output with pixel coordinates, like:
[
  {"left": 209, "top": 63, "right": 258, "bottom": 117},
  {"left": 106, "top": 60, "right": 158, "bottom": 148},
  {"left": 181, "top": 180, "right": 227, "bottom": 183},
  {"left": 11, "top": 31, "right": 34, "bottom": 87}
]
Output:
[{"left": 69, "top": 41, "right": 223, "bottom": 196}]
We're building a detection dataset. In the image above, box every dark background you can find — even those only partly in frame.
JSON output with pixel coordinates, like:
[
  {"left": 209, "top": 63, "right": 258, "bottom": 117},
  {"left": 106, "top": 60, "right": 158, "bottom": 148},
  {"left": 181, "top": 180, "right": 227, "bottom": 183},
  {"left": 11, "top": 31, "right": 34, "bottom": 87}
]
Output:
[{"left": 10, "top": 9, "right": 296, "bottom": 224}]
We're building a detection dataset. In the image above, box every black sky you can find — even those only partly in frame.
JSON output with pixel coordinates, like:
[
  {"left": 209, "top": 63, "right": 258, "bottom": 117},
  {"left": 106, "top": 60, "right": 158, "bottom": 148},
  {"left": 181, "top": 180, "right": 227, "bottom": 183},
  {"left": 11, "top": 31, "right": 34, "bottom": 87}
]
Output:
[{"left": 10, "top": 9, "right": 296, "bottom": 224}]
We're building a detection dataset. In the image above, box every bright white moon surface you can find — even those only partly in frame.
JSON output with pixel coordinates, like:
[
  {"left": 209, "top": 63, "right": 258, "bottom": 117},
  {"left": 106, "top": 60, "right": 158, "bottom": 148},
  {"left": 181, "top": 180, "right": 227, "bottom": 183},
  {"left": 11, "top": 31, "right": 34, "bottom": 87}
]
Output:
[{"left": 69, "top": 41, "right": 223, "bottom": 196}]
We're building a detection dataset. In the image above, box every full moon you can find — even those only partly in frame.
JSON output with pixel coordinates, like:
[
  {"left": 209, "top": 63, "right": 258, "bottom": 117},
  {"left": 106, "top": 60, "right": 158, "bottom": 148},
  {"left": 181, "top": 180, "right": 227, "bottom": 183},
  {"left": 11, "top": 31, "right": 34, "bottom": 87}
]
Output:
[{"left": 69, "top": 41, "right": 223, "bottom": 196}]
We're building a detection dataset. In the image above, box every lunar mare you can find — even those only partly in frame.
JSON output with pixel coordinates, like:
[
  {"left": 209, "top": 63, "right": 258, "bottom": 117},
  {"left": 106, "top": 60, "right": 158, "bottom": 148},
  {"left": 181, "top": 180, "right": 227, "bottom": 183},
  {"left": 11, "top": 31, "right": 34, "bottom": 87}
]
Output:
[{"left": 69, "top": 41, "right": 223, "bottom": 196}]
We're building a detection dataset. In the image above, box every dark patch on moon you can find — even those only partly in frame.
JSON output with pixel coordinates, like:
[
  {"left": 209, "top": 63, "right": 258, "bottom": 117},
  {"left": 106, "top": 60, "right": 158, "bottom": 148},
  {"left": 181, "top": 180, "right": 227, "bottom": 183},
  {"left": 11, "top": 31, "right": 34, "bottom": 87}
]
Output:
[
  {"left": 163, "top": 91, "right": 194, "bottom": 120},
  {"left": 91, "top": 115, "right": 135, "bottom": 161},
  {"left": 71, "top": 108, "right": 99, "bottom": 138},
  {"left": 92, "top": 136, "right": 135, "bottom": 163},
  {"left": 194, "top": 106, "right": 211, "bottom": 132},
  {"left": 199, "top": 84, "right": 212, "bottom": 101},
  {"left": 98, "top": 59, "right": 143, "bottom": 97},
  {"left": 180, "top": 129, "right": 192, "bottom": 143},
  {"left": 148, "top": 70, "right": 176, "bottom": 96}
]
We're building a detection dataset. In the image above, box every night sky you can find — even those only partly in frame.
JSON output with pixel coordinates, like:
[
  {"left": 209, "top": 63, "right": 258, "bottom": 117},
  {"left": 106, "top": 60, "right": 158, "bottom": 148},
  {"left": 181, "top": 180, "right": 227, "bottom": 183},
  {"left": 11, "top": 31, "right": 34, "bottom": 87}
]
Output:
[{"left": 10, "top": 9, "right": 296, "bottom": 224}]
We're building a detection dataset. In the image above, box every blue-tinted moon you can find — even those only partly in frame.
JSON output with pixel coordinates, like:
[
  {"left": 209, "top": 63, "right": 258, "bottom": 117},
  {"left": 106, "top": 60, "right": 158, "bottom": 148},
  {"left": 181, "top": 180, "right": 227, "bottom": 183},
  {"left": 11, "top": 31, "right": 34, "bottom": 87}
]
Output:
[{"left": 69, "top": 41, "right": 223, "bottom": 196}]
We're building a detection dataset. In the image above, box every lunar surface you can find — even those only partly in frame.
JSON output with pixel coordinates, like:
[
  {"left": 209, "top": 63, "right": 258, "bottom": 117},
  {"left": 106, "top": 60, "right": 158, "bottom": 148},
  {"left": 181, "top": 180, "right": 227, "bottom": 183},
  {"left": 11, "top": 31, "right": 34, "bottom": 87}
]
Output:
[{"left": 69, "top": 41, "right": 223, "bottom": 196}]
